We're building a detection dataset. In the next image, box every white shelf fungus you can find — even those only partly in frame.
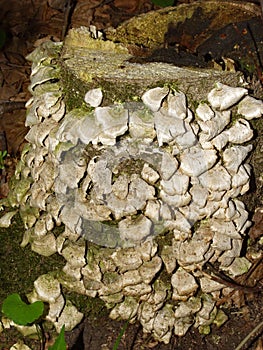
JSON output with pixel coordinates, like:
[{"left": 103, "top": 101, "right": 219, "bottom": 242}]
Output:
[
  {"left": 84, "top": 88, "right": 103, "bottom": 107},
  {"left": 3, "top": 40, "right": 263, "bottom": 344}
]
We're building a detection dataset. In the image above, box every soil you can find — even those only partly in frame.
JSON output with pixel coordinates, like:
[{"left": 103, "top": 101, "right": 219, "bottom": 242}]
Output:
[{"left": 0, "top": 0, "right": 263, "bottom": 349}]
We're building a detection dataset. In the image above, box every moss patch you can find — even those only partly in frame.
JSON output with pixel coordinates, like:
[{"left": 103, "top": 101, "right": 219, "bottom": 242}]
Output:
[
  {"left": 60, "top": 59, "right": 177, "bottom": 111},
  {"left": 0, "top": 214, "right": 65, "bottom": 304},
  {"left": 62, "top": 289, "right": 108, "bottom": 319}
]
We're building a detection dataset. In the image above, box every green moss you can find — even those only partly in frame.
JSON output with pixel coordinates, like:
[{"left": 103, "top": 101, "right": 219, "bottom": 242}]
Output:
[
  {"left": 62, "top": 289, "right": 108, "bottom": 318},
  {"left": 154, "top": 230, "right": 174, "bottom": 251},
  {"left": 60, "top": 64, "right": 90, "bottom": 111},
  {"left": 0, "top": 214, "right": 65, "bottom": 305},
  {"left": 60, "top": 60, "right": 178, "bottom": 111},
  {"left": 0, "top": 212, "right": 110, "bottom": 333}
]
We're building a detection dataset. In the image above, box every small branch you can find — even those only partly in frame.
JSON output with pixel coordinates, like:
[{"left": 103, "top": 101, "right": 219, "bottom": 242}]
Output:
[
  {"left": 234, "top": 320, "right": 263, "bottom": 350},
  {"left": 203, "top": 262, "right": 262, "bottom": 293}
]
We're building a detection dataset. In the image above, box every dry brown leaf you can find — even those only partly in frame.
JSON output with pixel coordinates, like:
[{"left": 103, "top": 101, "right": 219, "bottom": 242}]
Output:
[
  {"left": 249, "top": 207, "right": 263, "bottom": 241},
  {"left": 113, "top": 0, "right": 141, "bottom": 12},
  {"left": 256, "top": 338, "right": 263, "bottom": 350}
]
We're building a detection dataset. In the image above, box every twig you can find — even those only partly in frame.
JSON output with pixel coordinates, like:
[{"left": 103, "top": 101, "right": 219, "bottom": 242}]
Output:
[
  {"left": 203, "top": 262, "right": 262, "bottom": 293},
  {"left": 234, "top": 319, "right": 263, "bottom": 350}
]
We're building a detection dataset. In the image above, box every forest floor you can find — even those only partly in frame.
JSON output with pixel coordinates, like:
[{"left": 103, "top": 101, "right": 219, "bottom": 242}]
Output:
[{"left": 0, "top": 0, "right": 262, "bottom": 349}]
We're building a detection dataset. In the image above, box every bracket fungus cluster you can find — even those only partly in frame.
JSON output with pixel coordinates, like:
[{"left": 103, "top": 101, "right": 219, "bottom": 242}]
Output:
[{"left": 1, "top": 30, "right": 263, "bottom": 343}]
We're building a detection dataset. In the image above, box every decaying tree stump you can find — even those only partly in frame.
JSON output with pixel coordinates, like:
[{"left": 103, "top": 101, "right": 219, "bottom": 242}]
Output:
[{"left": 1, "top": 1, "right": 263, "bottom": 345}]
